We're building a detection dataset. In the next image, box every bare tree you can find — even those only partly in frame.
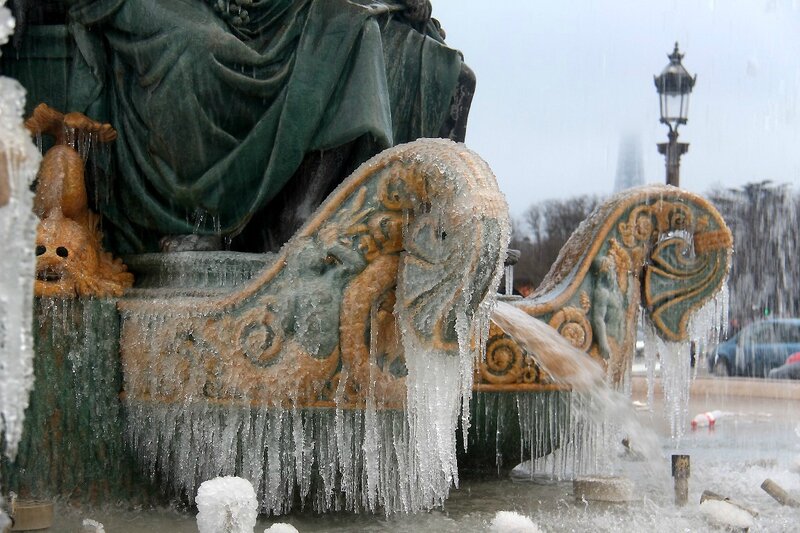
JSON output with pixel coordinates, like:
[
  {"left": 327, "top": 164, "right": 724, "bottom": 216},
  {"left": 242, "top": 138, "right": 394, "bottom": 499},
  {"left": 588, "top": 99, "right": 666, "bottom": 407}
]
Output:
[
  {"left": 707, "top": 181, "right": 800, "bottom": 328},
  {"left": 511, "top": 195, "right": 603, "bottom": 291}
]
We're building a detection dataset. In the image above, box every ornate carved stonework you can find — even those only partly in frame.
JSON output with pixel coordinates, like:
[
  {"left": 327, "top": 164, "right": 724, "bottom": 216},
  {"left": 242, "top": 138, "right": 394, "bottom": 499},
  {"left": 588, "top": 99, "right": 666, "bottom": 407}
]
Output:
[
  {"left": 476, "top": 186, "right": 733, "bottom": 391},
  {"left": 119, "top": 139, "right": 509, "bottom": 410}
]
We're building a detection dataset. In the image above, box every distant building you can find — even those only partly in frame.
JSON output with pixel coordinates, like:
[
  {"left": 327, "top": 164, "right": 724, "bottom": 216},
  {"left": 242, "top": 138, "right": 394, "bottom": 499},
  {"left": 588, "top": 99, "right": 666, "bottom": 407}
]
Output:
[{"left": 613, "top": 135, "right": 645, "bottom": 192}]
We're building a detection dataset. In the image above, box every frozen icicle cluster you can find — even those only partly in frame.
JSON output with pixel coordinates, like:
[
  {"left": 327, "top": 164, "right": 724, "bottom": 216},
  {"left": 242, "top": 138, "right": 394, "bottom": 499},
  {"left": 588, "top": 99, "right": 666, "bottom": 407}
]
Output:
[
  {"left": 0, "top": 0, "right": 41, "bottom": 460},
  {"left": 196, "top": 476, "right": 258, "bottom": 533},
  {"left": 641, "top": 282, "right": 729, "bottom": 440},
  {"left": 128, "top": 403, "right": 424, "bottom": 514},
  {"left": 395, "top": 151, "right": 510, "bottom": 511},
  {"left": 517, "top": 389, "right": 660, "bottom": 480}
]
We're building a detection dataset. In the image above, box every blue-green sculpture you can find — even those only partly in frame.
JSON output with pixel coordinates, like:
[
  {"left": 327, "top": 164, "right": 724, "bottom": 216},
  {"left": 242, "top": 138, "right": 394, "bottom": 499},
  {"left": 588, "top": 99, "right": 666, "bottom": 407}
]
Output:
[{"left": 56, "top": 0, "right": 470, "bottom": 251}]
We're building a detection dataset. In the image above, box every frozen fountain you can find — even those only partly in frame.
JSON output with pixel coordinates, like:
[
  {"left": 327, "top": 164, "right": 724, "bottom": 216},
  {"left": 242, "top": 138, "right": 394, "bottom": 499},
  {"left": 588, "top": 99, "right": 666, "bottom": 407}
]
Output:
[
  {"left": 0, "top": 116, "right": 738, "bottom": 520},
  {"left": 467, "top": 185, "right": 733, "bottom": 474},
  {"left": 6, "top": 2, "right": 798, "bottom": 532}
]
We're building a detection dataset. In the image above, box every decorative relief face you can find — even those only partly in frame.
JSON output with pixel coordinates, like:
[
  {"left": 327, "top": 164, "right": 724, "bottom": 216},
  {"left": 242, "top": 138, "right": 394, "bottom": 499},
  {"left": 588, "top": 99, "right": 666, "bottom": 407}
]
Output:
[
  {"left": 35, "top": 214, "right": 97, "bottom": 297},
  {"left": 34, "top": 212, "right": 133, "bottom": 298}
]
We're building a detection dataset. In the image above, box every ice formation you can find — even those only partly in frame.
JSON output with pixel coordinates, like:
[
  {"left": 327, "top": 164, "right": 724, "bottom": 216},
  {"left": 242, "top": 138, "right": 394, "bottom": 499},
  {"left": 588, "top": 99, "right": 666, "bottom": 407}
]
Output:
[
  {"left": 196, "top": 476, "right": 258, "bottom": 533},
  {"left": 699, "top": 500, "right": 755, "bottom": 530},
  {"left": 121, "top": 140, "right": 510, "bottom": 515},
  {"left": 488, "top": 510, "right": 542, "bottom": 533},
  {"left": 490, "top": 274, "right": 727, "bottom": 479},
  {"left": 81, "top": 518, "right": 106, "bottom": 533},
  {"left": 642, "top": 282, "right": 729, "bottom": 439},
  {"left": 263, "top": 524, "right": 299, "bottom": 533},
  {"left": 550, "top": 286, "right": 726, "bottom": 475},
  {"left": 394, "top": 155, "right": 510, "bottom": 512},
  {"left": 0, "top": 0, "right": 41, "bottom": 461}
]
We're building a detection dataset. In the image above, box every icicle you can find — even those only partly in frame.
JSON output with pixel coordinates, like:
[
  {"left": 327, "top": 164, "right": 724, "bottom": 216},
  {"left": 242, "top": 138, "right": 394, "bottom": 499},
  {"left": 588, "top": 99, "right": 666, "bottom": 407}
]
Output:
[{"left": 0, "top": 0, "right": 42, "bottom": 460}]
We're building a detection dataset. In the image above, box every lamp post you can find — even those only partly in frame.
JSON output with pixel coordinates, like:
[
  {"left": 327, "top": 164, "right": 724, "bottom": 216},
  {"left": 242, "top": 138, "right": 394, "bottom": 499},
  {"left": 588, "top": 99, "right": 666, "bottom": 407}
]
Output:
[{"left": 654, "top": 43, "right": 696, "bottom": 187}]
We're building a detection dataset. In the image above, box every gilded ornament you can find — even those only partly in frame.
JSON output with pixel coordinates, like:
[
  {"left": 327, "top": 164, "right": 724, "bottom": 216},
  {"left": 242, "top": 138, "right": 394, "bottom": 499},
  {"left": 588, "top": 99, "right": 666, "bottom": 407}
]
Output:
[{"left": 26, "top": 104, "right": 133, "bottom": 298}]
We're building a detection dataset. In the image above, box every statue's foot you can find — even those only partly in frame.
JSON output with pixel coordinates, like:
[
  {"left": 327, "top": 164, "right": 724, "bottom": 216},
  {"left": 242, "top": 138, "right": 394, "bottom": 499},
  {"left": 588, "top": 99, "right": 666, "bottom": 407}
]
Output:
[{"left": 159, "top": 234, "right": 222, "bottom": 252}]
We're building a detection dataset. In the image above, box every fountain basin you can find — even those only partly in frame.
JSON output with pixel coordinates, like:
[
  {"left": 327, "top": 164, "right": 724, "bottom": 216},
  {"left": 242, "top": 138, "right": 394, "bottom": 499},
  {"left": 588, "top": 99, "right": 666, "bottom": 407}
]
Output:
[{"left": 573, "top": 476, "right": 635, "bottom": 503}]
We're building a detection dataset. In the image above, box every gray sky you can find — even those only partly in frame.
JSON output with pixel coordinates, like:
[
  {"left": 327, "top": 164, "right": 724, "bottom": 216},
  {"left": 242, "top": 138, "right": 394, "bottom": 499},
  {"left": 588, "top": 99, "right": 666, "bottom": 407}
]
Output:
[{"left": 433, "top": 1, "right": 800, "bottom": 218}]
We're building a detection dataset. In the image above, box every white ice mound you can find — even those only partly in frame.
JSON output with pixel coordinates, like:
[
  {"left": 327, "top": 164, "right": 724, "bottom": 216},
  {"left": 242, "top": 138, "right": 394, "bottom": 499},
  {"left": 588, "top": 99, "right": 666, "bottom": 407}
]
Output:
[
  {"left": 699, "top": 499, "right": 755, "bottom": 530},
  {"left": 488, "top": 511, "right": 542, "bottom": 533},
  {"left": 196, "top": 476, "right": 258, "bottom": 533},
  {"left": 264, "top": 524, "right": 299, "bottom": 533},
  {"left": 82, "top": 518, "right": 106, "bottom": 532}
]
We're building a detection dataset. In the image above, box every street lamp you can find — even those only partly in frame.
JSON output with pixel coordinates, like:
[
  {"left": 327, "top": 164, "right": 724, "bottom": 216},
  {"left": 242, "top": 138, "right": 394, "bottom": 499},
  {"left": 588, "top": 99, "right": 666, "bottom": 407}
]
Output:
[{"left": 654, "top": 42, "right": 696, "bottom": 187}]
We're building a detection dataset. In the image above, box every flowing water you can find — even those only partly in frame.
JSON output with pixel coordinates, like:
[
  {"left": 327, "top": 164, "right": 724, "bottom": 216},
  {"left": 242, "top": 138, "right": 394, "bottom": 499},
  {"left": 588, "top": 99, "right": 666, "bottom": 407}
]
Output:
[{"left": 490, "top": 301, "right": 662, "bottom": 478}]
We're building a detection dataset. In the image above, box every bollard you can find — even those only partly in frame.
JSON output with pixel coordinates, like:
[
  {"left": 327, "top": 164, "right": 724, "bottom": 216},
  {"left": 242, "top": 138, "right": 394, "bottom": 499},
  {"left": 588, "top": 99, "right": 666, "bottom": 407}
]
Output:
[
  {"left": 761, "top": 479, "right": 800, "bottom": 507},
  {"left": 672, "top": 454, "right": 690, "bottom": 506},
  {"left": 8, "top": 498, "right": 53, "bottom": 531}
]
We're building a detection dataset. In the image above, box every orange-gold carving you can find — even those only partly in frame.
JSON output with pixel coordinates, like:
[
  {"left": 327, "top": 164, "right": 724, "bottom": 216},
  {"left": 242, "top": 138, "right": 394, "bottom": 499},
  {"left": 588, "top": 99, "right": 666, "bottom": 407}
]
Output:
[
  {"left": 476, "top": 187, "right": 732, "bottom": 392},
  {"left": 26, "top": 104, "right": 133, "bottom": 298}
]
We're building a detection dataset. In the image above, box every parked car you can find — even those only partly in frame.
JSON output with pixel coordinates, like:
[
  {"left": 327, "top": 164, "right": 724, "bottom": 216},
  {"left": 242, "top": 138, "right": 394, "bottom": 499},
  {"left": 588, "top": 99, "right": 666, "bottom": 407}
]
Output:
[
  {"left": 708, "top": 319, "right": 800, "bottom": 377},
  {"left": 767, "top": 352, "right": 800, "bottom": 380}
]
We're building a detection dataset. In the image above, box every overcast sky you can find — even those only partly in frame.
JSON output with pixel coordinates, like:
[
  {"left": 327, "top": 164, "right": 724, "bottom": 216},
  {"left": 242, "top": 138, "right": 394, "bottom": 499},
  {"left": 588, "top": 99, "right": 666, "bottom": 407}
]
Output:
[{"left": 432, "top": 1, "right": 800, "bottom": 218}]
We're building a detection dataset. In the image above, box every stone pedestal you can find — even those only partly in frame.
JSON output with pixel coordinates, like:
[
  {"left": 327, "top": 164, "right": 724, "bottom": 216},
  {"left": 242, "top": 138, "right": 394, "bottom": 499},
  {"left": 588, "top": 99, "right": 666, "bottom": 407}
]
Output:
[{"left": 1, "top": 298, "right": 155, "bottom": 503}]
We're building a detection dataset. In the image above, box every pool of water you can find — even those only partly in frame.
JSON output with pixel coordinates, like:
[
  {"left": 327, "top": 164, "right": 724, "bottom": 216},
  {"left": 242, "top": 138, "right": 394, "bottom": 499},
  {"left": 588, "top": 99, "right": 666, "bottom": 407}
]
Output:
[{"left": 46, "top": 379, "right": 800, "bottom": 532}]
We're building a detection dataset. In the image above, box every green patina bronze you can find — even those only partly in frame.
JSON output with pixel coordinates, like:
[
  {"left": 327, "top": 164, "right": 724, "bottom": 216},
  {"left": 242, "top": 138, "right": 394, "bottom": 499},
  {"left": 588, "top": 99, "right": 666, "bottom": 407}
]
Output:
[
  {"left": 6, "top": 0, "right": 465, "bottom": 252},
  {"left": 0, "top": 299, "right": 154, "bottom": 502}
]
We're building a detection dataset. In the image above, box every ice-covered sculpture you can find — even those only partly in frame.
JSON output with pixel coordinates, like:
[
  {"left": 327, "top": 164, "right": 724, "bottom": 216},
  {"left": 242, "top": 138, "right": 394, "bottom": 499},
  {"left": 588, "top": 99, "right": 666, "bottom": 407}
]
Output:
[
  {"left": 120, "top": 139, "right": 509, "bottom": 514},
  {"left": 24, "top": 104, "right": 133, "bottom": 298},
  {"left": 478, "top": 185, "right": 732, "bottom": 389},
  {"left": 470, "top": 185, "right": 733, "bottom": 465}
]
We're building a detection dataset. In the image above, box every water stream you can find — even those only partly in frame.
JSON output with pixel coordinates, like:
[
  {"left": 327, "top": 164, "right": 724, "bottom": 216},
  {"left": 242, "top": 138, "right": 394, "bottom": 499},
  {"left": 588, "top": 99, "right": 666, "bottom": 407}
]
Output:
[{"left": 491, "top": 301, "right": 662, "bottom": 478}]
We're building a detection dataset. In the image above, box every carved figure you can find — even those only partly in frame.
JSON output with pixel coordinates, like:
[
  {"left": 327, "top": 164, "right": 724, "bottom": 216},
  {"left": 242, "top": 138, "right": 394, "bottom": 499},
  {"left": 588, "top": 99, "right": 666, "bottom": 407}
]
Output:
[
  {"left": 477, "top": 186, "right": 733, "bottom": 391},
  {"left": 25, "top": 104, "right": 133, "bottom": 297},
  {"left": 34, "top": 211, "right": 132, "bottom": 297},
  {"left": 46, "top": 0, "right": 475, "bottom": 252},
  {"left": 591, "top": 255, "right": 625, "bottom": 369}
]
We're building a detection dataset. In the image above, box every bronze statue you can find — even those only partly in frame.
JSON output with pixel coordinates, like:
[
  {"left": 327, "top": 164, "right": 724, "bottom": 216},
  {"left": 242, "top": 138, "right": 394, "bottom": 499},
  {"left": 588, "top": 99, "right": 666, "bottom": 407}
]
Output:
[{"left": 10, "top": 0, "right": 474, "bottom": 253}]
